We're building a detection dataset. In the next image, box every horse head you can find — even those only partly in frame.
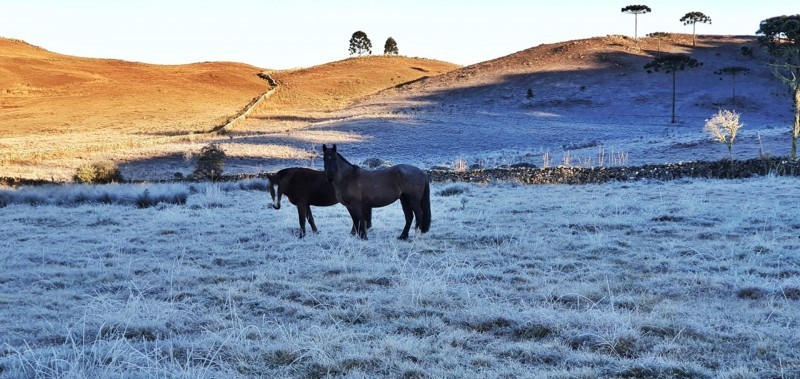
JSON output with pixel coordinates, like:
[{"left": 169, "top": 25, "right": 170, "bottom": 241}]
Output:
[
  {"left": 266, "top": 173, "right": 282, "bottom": 209},
  {"left": 322, "top": 144, "right": 338, "bottom": 183}
]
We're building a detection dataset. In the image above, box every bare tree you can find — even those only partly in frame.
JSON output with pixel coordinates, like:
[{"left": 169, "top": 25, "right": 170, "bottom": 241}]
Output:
[
  {"left": 705, "top": 109, "right": 744, "bottom": 160},
  {"left": 680, "top": 12, "right": 712, "bottom": 47},
  {"left": 621, "top": 5, "right": 652, "bottom": 40}
]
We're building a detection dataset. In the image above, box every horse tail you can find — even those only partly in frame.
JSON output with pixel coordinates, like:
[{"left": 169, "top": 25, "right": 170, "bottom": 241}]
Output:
[{"left": 420, "top": 180, "right": 431, "bottom": 233}]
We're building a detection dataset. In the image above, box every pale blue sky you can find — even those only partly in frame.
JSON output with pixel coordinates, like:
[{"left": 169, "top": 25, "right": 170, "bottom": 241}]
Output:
[{"left": 1, "top": 1, "right": 792, "bottom": 69}]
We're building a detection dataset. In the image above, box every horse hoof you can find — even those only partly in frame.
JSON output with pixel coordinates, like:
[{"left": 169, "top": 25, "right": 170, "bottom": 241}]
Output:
[{"left": 397, "top": 235, "right": 409, "bottom": 240}]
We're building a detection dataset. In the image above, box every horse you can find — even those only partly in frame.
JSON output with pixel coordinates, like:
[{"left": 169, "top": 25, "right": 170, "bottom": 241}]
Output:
[
  {"left": 266, "top": 167, "right": 370, "bottom": 238},
  {"left": 322, "top": 144, "right": 431, "bottom": 240}
]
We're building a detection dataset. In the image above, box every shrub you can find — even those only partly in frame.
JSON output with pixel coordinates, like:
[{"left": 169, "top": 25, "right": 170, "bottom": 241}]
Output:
[
  {"left": 74, "top": 161, "right": 122, "bottom": 184},
  {"left": 436, "top": 184, "right": 469, "bottom": 197},
  {"left": 192, "top": 143, "right": 226, "bottom": 181},
  {"left": 135, "top": 188, "right": 189, "bottom": 208}
]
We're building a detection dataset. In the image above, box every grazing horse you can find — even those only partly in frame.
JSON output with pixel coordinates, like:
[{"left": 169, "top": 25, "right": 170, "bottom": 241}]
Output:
[
  {"left": 322, "top": 144, "right": 431, "bottom": 240},
  {"left": 267, "top": 167, "right": 370, "bottom": 237}
]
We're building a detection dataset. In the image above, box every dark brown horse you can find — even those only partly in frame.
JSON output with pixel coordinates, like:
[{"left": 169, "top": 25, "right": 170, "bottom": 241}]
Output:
[
  {"left": 322, "top": 144, "right": 431, "bottom": 240},
  {"left": 267, "top": 167, "right": 370, "bottom": 237}
]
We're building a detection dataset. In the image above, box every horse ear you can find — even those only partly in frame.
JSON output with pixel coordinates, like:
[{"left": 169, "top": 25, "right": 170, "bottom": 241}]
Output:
[
  {"left": 322, "top": 144, "right": 327, "bottom": 152},
  {"left": 332, "top": 144, "right": 337, "bottom": 152}
]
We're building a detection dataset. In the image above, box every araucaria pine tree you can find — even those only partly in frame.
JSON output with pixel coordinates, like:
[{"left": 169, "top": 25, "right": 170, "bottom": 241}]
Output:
[
  {"left": 714, "top": 66, "right": 750, "bottom": 103},
  {"left": 384, "top": 37, "right": 399, "bottom": 55},
  {"left": 621, "top": 5, "right": 652, "bottom": 40},
  {"left": 647, "top": 32, "right": 672, "bottom": 52},
  {"left": 680, "top": 12, "right": 712, "bottom": 47},
  {"left": 349, "top": 31, "right": 372, "bottom": 56},
  {"left": 644, "top": 54, "right": 702, "bottom": 123},
  {"left": 757, "top": 15, "right": 800, "bottom": 159}
]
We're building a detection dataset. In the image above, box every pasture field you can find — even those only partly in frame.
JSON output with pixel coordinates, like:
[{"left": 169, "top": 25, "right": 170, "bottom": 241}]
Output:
[{"left": 1, "top": 176, "right": 799, "bottom": 378}]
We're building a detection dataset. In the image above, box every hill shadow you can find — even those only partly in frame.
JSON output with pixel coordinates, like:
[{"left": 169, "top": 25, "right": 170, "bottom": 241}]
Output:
[{"left": 117, "top": 36, "right": 794, "bottom": 180}]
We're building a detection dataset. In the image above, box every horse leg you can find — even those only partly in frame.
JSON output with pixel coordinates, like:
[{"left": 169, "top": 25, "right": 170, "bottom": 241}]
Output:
[
  {"left": 366, "top": 207, "right": 373, "bottom": 230},
  {"left": 348, "top": 207, "right": 359, "bottom": 236},
  {"left": 306, "top": 204, "right": 319, "bottom": 234},
  {"left": 352, "top": 205, "right": 369, "bottom": 240},
  {"left": 409, "top": 195, "right": 425, "bottom": 233},
  {"left": 296, "top": 204, "right": 307, "bottom": 238},
  {"left": 398, "top": 195, "right": 413, "bottom": 240}
]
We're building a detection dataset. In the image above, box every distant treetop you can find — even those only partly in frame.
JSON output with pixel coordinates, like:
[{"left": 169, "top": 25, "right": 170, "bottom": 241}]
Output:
[
  {"left": 384, "top": 37, "right": 399, "bottom": 55},
  {"left": 349, "top": 31, "right": 372, "bottom": 56},
  {"left": 756, "top": 14, "right": 800, "bottom": 53},
  {"left": 756, "top": 14, "right": 800, "bottom": 158},
  {"left": 680, "top": 11, "right": 712, "bottom": 46},
  {"left": 621, "top": 4, "right": 651, "bottom": 14},
  {"left": 621, "top": 5, "right": 652, "bottom": 39}
]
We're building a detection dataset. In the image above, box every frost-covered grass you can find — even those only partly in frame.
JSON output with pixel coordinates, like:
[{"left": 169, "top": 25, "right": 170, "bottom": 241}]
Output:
[{"left": 1, "top": 178, "right": 799, "bottom": 378}]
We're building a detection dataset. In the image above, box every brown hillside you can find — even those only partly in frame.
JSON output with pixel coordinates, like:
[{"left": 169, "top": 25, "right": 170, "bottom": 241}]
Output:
[
  {"left": 242, "top": 56, "right": 459, "bottom": 132},
  {"left": 301, "top": 33, "right": 794, "bottom": 171},
  {"left": 0, "top": 38, "right": 268, "bottom": 137},
  {"left": 0, "top": 37, "right": 269, "bottom": 179},
  {"left": 0, "top": 38, "right": 456, "bottom": 181},
  {"left": 358, "top": 33, "right": 762, "bottom": 106},
  {"left": 3, "top": 34, "right": 783, "bottom": 181}
]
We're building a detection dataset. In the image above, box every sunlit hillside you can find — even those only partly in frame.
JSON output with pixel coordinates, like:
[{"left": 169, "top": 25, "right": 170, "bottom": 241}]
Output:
[
  {"left": 0, "top": 38, "right": 458, "bottom": 181},
  {"left": 244, "top": 56, "right": 460, "bottom": 133}
]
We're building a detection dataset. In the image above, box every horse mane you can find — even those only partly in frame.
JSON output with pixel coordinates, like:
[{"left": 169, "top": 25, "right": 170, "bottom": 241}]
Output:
[{"left": 337, "top": 152, "right": 358, "bottom": 168}]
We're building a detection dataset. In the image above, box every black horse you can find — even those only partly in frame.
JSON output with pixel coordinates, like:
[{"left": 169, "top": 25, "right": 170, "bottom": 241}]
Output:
[
  {"left": 322, "top": 144, "right": 431, "bottom": 240},
  {"left": 267, "top": 167, "right": 370, "bottom": 237}
]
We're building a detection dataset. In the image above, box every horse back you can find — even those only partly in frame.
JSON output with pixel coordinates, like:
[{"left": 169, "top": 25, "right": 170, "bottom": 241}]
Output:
[
  {"left": 290, "top": 168, "right": 338, "bottom": 206},
  {"left": 341, "top": 164, "right": 427, "bottom": 207},
  {"left": 392, "top": 164, "right": 429, "bottom": 192},
  {"left": 273, "top": 168, "right": 337, "bottom": 207}
]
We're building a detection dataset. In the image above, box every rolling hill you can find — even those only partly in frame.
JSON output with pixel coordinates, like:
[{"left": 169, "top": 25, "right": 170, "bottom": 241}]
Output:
[
  {"left": 237, "top": 33, "right": 794, "bottom": 170},
  {"left": 1, "top": 33, "right": 795, "bottom": 181},
  {"left": 0, "top": 38, "right": 458, "bottom": 181}
]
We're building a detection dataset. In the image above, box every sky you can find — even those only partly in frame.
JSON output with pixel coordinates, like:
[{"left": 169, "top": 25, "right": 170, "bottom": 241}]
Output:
[{"left": 1, "top": 1, "right": 793, "bottom": 69}]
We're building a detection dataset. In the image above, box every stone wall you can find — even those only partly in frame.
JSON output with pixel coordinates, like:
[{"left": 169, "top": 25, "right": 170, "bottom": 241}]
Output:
[
  {"left": 5, "top": 157, "right": 800, "bottom": 188},
  {"left": 215, "top": 73, "right": 279, "bottom": 134},
  {"left": 427, "top": 157, "right": 800, "bottom": 185}
]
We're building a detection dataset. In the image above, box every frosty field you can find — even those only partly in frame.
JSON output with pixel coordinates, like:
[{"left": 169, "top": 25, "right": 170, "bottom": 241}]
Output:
[{"left": 1, "top": 177, "right": 799, "bottom": 378}]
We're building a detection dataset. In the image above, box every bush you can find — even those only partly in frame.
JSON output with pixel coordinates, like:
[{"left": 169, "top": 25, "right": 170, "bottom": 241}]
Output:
[
  {"left": 192, "top": 144, "right": 226, "bottom": 181},
  {"left": 436, "top": 184, "right": 469, "bottom": 197},
  {"left": 135, "top": 188, "right": 188, "bottom": 208},
  {"left": 74, "top": 161, "right": 122, "bottom": 184}
]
